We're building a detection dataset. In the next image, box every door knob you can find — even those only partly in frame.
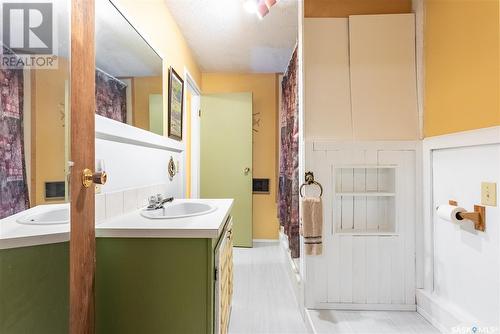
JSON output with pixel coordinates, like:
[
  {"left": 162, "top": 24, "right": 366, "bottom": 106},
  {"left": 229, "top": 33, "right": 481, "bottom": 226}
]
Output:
[
  {"left": 244, "top": 167, "right": 251, "bottom": 175},
  {"left": 82, "top": 168, "right": 107, "bottom": 188}
]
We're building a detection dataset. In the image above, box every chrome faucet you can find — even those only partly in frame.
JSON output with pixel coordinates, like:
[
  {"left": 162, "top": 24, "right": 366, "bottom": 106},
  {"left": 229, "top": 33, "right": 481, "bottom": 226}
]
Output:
[{"left": 146, "top": 194, "right": 174, "bottom": 210}]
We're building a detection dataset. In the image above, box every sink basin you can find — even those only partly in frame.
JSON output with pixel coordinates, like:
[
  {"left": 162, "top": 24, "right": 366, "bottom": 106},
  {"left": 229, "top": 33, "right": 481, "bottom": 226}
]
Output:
[
  {"left": 140, "top": 202, "right": 216, "bottom": 219},
  {"left": 17, "top": 208, "right": 69, "bottom": 225}
]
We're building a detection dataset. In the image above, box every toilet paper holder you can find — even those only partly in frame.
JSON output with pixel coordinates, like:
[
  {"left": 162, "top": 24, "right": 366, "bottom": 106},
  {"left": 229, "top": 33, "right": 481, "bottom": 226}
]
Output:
[{"left": 448, "top": 200, "right": 486, "bottom": 232}]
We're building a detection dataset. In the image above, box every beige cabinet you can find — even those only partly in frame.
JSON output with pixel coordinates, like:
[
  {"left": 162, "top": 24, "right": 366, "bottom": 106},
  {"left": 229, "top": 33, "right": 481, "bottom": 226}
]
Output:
[
  {"left": 215, "top": 219, "right": 234, "bottom": 334},
  {"left": 303, "top": 14, "right": 418, "bottom": 141}
]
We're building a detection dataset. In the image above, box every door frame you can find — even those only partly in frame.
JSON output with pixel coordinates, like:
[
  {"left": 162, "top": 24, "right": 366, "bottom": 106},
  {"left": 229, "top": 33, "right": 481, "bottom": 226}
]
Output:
[
  {"left": 183, "top": 68, "right": 201, "bottom": 198},
  {"left": 70, "top": 0, "right": 96, "bottom": 333}
]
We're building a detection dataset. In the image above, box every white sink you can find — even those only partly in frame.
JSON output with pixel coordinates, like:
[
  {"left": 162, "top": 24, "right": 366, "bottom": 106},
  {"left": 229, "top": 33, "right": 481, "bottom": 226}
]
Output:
[
  {"left": 140, "top": 202, "right": 216, "bottom": 219},
  {"left": 16, "top": 207, "right": 69, "bottom": 225}
]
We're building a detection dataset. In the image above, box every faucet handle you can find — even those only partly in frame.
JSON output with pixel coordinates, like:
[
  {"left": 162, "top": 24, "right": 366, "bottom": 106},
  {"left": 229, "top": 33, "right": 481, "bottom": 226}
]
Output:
[{"left": 148, "top": 196, "right": 157, "bottom": 206}]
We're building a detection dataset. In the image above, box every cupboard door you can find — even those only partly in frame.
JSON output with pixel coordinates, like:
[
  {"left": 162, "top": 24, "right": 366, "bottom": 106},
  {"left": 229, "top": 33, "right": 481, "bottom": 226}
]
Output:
[
  {"left": 304, "top": 18, "right": 353, "bottom": 140},
  {"left": 349, "top": 14, "right": 418, "bottom": 140},
  {"left": 217, "top": 219, "right": 233, "bottom": 334}
]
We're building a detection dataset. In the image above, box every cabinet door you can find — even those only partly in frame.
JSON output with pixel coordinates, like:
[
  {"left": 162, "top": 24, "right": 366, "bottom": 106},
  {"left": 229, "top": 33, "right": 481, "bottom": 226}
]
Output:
[
  {"left": 216, "top": 219, "right": 234, "bottom": 334},
  {"left": 349, "top": 14, "right": 419, "bottom": 140},
  {"left": 304, "top": 18, "right": 353, "bottom": 140}
]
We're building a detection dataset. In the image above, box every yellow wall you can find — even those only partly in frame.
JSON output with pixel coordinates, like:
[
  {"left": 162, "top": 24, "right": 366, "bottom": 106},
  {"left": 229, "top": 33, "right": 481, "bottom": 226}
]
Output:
[
  {"left": 131, "top": 76, "right": 162, "bottom": 131},
  {"left": 32, "top": 59, "right": 68, "bottom": 205},
  {"left": 304, "top": 0, "right": 412, "bottom": 17},
  {"left": 202, "top": 73, "right": 280, "bottom": 240},
  {"left": 424, "top": 0, "right": 500, "bottom": 136},
  {"left": 115, "top": 0, "right": 202, "bottom": 136}
]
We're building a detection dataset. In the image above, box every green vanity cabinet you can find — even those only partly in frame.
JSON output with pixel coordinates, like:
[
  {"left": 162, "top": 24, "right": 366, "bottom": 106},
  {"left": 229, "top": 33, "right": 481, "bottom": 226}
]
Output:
[
  {"left": 96, "top": 217, "right": 233, "bottom": 334},
  {"left": 0, "top": 242, "right": 69, "bottom": 334}
]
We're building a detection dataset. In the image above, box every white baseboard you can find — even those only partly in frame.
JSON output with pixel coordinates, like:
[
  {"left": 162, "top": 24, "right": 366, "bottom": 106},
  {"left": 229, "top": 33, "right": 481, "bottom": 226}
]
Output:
[
  {"left": 278, "top": 230, "right": 304, "bottom": 318},
  {"left": 312, "top": 302, "right": 416, "bottom": 311},
  {"left": 416, "top": 289, "right": 477, "bottom": 333},
  {"left": 252, "top": 239, "right": 279, "bottom": 243}
]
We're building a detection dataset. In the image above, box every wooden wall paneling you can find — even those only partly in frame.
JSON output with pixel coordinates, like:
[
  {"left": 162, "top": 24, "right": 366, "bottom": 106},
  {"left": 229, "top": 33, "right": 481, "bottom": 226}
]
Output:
[
  {"left": 327, "top": 235, "right": 341, "bottom": 303},
  {"left": 304, "top": 148, "right": 329, "bottom": 306},
  {"left": 352, "top": 236, "right": 366, "bottom": 303},
  {"left": 339, "top": 235, "right": 353, "bottom": 303},
  {"left": 391, "top": 236, "right": 405, "bottom": 304},
  {"left": 70, "top": 0, "right": 96, "bottom": 333},
  {"left": 327, "top": 150, "right": 341, "bottom": 303},
  {"left": 379, "top": 150, "right": 417, "bottom": 305},
  {"left": 378, "top": 236, "right": 392, "bottom": 304},
  {"left": 349, "top": 14, "right": 419, "bottom": 140},
  {"left": 365, "top": 236, "right": 379, "bottom": 303}
]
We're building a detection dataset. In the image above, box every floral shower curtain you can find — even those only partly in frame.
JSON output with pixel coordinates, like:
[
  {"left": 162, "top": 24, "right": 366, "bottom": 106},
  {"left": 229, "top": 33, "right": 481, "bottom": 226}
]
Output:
[
  {"left": 0, "top": 64, "right": 30, "bottom": 219},
  {"left": 279, "top": 47, "right": 300, "bottom": 258},
  {"left": 95, "top": 69, "right": 127, "bottom": 123}
]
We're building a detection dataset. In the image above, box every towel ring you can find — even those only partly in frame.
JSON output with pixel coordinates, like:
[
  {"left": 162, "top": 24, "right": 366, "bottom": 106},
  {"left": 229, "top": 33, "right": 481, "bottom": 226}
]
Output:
[{"left": 299, "top": 171, "right": 323, "bottom": 197}]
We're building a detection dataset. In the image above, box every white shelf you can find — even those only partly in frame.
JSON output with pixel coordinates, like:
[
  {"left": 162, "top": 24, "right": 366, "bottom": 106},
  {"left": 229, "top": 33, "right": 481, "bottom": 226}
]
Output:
[{"left": 335, "top": 192, "right": 395, "bottom": 197}]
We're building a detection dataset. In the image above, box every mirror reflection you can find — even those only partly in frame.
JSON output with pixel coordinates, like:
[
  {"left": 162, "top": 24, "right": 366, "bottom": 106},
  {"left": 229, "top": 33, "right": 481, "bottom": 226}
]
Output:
[
  {"left": 95, "top": 0, "right": 164, "bottom": 136},
  {"left": 0, "top": 2, "right": 70, "bottom": 221}
]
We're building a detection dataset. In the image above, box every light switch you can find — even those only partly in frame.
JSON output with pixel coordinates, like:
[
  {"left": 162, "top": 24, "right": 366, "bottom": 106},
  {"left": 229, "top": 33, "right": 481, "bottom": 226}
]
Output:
[{"left": 481, "top": 182, "right": 497, "bottom": 206}]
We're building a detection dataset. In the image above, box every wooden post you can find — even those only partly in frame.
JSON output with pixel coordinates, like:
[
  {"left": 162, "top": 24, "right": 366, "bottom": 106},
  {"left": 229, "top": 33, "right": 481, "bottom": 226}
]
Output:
[{"left": 70, "top": 0, "right": 95, "bottom": 333}]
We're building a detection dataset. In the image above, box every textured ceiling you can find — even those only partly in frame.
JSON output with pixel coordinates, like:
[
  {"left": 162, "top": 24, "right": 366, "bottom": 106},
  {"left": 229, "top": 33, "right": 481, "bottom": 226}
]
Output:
[{"left": 164, "top": 0, "right": 298, "bottom": 73}]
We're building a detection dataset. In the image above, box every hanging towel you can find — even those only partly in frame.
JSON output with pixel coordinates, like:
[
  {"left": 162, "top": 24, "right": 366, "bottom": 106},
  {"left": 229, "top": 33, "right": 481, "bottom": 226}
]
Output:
[{"left": 300, "top": 197, "right": 323, "bottom": 256}]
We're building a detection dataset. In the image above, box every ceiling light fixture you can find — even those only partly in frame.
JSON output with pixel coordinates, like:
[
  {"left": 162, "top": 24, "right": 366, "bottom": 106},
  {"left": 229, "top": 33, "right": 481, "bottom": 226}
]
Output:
[
  {"left": 243, "top": 0, "right": 258, "bottom": 14},
  {"left": 245, "top": 0, "right": 278, "bottom": 19},
  {"left": 265, "top": 0, "right": 277, "bottom": 9},
  {"left": 256, "top": 0, "right": 269, "bottom": 19}
]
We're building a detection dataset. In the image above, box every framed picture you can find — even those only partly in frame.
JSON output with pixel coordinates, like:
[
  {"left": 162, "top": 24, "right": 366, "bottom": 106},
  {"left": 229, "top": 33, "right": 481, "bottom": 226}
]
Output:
[{"left": 168, "top": 67, "right": 184, "bottom": 140}]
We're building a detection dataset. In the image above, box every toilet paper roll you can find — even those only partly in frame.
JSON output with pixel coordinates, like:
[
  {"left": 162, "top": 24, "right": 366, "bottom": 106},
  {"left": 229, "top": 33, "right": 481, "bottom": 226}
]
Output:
[{"left": 436, "top": 204, "right": 466, "bottom": 223}]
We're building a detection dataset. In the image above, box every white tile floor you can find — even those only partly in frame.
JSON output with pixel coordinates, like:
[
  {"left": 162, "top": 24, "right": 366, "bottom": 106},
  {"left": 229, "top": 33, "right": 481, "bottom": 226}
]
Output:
[
  {"left": 308, "top": 309, "right": 439, "bottom": 334},
  {"left": 229, "top": 242, "right": 439, "bottom": 334},
  {"left": 229, "top": 242, "right": 309, "bottom": 334}
]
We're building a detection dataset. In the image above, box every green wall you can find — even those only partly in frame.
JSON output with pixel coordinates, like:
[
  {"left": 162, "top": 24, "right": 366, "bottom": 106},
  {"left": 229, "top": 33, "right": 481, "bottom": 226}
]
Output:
[{"left": 0, "top": 242, "right": 69, "bottom": 334}]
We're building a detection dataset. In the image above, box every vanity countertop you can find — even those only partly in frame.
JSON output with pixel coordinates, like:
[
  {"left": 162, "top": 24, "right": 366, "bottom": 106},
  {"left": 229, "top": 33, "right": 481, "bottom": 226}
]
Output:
[
  {"left": 0, "top": 204, "right": 70, "bottom": 250},
  {"left": 0, "top": 199, "right": 234, "bottom": 249},
  {"left": 96, "top": 198, "right": 234, "bottom": 239}
]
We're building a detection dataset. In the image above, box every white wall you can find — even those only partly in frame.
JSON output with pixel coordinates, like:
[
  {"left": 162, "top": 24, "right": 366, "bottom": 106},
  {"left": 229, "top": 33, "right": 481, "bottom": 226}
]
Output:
[
  {"left": 418, "top": 127, "right": 500, "bottom": 331},
  {"left": 95, "top": 115, "right": 184, "bottom": 198}
]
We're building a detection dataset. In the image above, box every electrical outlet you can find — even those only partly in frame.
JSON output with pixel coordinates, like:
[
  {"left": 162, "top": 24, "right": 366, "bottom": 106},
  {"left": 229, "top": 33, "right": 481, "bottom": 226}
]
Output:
[{"left": 481, "top": 182, "right": 497, "bottom": 206}]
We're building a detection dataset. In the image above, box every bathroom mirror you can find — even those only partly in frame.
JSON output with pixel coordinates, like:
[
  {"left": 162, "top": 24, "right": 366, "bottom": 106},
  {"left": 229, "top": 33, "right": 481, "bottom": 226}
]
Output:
[
  {"left": 0, "top": 1, "right": 71, "bottom": 221},
  {"left": 95, "top": 0, "right": 164, "bottom": 136}
]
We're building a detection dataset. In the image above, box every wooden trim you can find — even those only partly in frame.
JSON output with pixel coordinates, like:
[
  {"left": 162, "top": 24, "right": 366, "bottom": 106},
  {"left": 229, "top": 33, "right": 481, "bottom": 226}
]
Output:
[{"left": 70, "top": 0, "right": 96, "bottom": 333}]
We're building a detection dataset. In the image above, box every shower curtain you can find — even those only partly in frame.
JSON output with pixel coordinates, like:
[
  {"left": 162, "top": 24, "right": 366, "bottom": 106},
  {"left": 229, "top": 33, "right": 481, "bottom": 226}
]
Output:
[
  {"left": 0, "top": 64, "right": 30, "bottom": 219},
  {"left": 279, "top": 47, "right": 299, "bottom": 258},
  {"left": 95, "top": 69, "right": 127, "bottom": 123}
]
